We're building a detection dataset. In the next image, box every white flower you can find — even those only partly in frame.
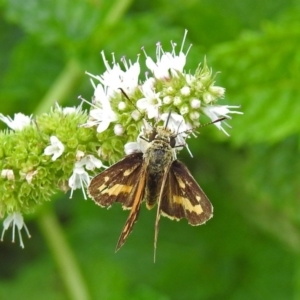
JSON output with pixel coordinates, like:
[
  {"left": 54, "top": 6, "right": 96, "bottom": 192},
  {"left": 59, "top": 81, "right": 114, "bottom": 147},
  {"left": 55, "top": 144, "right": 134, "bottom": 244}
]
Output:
[
  {"left": 163, "top": 96, "right": 172, "bottom": 104},
  {"left": 76, "top": 155, "right": 106, "bottom": 171},
  {"left": 81, "top": 84, "right": 117, "bottom": 133},
  {"left": 124, "top": 142, "right": 142, "bottom": 155},
  {"left": 124, "top": 120, "right": 153, "bottom": 155},
  {"left": 189, "top": 111, "right": 200, "bottom": 120},
  {"left": 87, "top": 107, "right": 117, "bottom": 133},
  {"left": 209, "top": 86, "right": 225, "bottom": 98},
  {"left": 203, "top": 92, "right": 215, "bottom": 104},
  {"left": 114, "top": 124, "right": 124, "bottom": 136},
  {"left": 131, "top": 110, "right": 142, "bottom": 121},
  {"left": 76, "top": 150, "right": 85, "bottom": 161},
  {"left": 185, "top": 74, "right": 196, "bottom": 85},
  {"left": 55, "top": 102, "right": 83, "bottom": 115},
  {"left": 1, "top": 212, "right": 31, "bottom": 248},
  {"left": 190, "top": 99, "right": 201, "bottom": 109},
  {"left": 144, "top": 30, "right": 190, "bottom": 79},
  {"left": 137, "top": 78, "right": 162, "bottom": 119},
  {"left": 25, "top": 170, "right": 38, "bottom": 184},
  {"left": 173, "top": 96, "right": 182, "bottom": 106},
  {"left": 68, "top": 163, "right": 91, "bottom": 200},
  {"left": 0, "top": 113, "right": 31, "bottom": 130},
  {"left": 180, "top": 86, "right": 190, "bottom": 96},
  {"left": 1, "top": 169, "right": 15, "bottom": 181},
  {"left": 202, "top": 105, "right": 243, "bottom": 136},
  {"left": 86, "top": 51, "right": 140, "bottom": 96},
  {"left": 44, "top": 136, "right": 65, "bottom": 161},
  {"left": 180, "top": 106, "right": 189, "bottom": 115},
  {"left": 202, "top": 85, "right": 225, "bottom": 104},
  {"left": 93, "top": 83, "right": 111, "bottom": 106},
  {"left": 118, "top": 101, "right": 126, "bottom": 111}
]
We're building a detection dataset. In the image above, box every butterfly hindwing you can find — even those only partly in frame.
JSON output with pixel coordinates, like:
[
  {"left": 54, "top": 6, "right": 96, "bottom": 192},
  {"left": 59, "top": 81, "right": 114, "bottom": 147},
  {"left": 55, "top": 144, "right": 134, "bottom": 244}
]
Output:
[
  {"left": 88, "top": 152, "right": 144, "bottom": 209},
  {"left": 160, "top": 160, "right": 213, "bottom": 225}
]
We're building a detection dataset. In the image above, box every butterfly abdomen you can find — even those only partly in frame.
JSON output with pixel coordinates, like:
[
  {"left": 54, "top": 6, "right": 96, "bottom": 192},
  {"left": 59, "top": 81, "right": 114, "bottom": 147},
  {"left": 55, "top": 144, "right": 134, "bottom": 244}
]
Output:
[{"left": 144, "top": 140, "right": 174, "bottom": 209}]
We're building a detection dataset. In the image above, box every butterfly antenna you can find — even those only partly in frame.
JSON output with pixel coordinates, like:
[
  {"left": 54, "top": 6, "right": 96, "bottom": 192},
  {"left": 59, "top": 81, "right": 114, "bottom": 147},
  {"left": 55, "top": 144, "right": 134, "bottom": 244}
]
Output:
[
  {"left": 177, "top": 116, "right": 227, "bottom": 136},
  {"left": 164, "top": 110, "right": 172, "bottom": 129},
  {"left": 199, "top": 117, "right": 227, "bottom": 128},
  {"left": 118, "top": 88, "right": 144, "bottom": 116}
]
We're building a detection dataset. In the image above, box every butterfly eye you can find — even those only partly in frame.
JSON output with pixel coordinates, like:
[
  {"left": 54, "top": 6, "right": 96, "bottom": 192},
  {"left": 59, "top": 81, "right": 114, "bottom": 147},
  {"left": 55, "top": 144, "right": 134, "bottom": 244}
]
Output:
[
  {"left": 149, "top": 129, "right": 157, "bottom": 142},
  {"left": 170, "top": 136, "right": 176, "bottom": 148}
]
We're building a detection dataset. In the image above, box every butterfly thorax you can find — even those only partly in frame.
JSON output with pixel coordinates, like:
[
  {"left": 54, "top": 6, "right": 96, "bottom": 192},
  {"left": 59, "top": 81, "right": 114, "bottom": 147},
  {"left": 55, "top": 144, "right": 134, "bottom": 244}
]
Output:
[{"left": 144, "top": 130, "right": 175, "bottom": 209}]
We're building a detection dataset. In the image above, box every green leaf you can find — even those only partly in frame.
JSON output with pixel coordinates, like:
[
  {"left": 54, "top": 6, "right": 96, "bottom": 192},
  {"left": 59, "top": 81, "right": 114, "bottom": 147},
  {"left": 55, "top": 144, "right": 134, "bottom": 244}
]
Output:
[{"left": 210, "top": 8, "right": 300, "bottom": 144}]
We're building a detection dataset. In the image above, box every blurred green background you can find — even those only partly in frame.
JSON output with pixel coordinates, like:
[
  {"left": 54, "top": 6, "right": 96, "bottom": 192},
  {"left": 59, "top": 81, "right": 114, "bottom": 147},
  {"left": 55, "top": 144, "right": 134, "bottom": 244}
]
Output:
[{"left": 1, "top": 0, "right": 300, "bottom": 299}]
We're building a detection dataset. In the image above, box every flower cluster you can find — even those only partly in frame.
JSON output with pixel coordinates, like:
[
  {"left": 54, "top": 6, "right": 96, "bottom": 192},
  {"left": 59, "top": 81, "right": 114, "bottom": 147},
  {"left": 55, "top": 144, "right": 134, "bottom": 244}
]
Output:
[
  {"left": 0, "top": 106, "right": 103, "bottom": 247},
  {"left": 0, "top": 30, "right": 242, "bottom": 247},
  {"left": 82, "top": 30, "right": 242, "bottom": 159}
]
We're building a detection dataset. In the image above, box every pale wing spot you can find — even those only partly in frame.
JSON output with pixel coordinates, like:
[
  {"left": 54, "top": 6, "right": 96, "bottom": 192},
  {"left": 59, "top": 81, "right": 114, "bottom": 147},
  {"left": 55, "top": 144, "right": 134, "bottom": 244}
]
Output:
[
  {"left": 196, "top": 196, "right": 201, "bottom": 202},
  {"left": 98, "top": 183, "right": 107, "bottom": 191},
  {"left": 177, "top": 177, "right": 186, "bottom": 189},
  {"left": 173, "top": 195, "right": 203, "bottom": 214},
  {"left": 98, "top": 176, "right": 110, "bottom": 191},
  {"left": 123, "top": 167, "right": 137, "bottom": 177},
  {"left": 103, "top": 184, "right": 133, "bottom": 196}
]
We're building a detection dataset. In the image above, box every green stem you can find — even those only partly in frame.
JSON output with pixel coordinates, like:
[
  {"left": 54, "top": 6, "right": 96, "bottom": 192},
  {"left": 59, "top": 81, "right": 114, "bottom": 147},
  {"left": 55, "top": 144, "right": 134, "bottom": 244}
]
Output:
[
  {"left": 102, "top": 0, "right": 133, "bottom": 28},
  {"left": 34, "top": 59, "right": 83, "bottom": 115},
  {"left": 37, "top": 208, "right": 90, "bottom": 300}
]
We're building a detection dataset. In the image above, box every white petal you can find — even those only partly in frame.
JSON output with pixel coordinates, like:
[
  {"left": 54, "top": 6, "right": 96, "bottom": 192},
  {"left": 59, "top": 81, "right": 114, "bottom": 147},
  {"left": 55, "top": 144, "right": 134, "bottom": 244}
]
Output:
[{"left": 124, "top": 142, "right": 141, "bottom": 155}]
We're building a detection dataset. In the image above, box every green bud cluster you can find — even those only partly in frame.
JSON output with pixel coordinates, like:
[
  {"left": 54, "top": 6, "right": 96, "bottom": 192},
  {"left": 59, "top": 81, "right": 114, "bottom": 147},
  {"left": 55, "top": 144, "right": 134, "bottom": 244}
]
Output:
[{"left": 0, "top": 106, "right": 99, "bottom": 216}]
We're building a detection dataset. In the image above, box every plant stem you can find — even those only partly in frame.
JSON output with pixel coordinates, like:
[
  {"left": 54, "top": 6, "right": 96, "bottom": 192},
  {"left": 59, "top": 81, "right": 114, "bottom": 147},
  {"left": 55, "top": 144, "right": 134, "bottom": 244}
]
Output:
[
  {"left": 37, "top": 208, "right": 90, "bottom": 300},
  {"left": 35, "top": 59, "right": 83, "bottom": 115}
]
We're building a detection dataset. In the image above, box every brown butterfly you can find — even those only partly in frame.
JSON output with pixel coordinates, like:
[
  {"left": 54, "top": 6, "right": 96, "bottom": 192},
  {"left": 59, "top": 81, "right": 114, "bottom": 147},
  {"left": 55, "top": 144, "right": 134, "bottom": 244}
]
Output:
[{"left": 88, "top": 116, "right": 225, "bottom": 260}]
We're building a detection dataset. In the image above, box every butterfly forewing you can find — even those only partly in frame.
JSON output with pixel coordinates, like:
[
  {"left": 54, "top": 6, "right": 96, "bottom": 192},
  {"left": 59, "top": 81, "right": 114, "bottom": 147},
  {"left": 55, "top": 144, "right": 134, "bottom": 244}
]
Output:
[
  {"left": 88, "top": 152, "right": 144, "bottom": 209},
  {"left": 116, "top": 163, "right": 147, "bottom": 251},
  {"left": 160, "top": 160, "right": 213, "bottom": 225}
]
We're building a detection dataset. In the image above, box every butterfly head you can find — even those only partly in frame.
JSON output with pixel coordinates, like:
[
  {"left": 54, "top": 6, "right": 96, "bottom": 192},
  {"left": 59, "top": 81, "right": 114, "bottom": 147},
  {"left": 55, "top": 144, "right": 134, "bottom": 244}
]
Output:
[{"left": 148, "top": 126, "right": 176, "bottom": 148}]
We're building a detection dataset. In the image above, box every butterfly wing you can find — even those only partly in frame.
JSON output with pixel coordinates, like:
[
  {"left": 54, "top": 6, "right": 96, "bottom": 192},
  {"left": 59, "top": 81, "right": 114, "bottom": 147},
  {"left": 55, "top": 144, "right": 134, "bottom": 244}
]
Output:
[
  {"left": 116, "top": 162, "right": 147, "bottom": 251},
  {"left": 88, "top": 152, "right": 147, "bottom": 251},
  {"left": 88, "top": 152, "right": 144, "bottom": 209},
  {"left": 160, "top": 160, "right": 213, "bottom": 225}
]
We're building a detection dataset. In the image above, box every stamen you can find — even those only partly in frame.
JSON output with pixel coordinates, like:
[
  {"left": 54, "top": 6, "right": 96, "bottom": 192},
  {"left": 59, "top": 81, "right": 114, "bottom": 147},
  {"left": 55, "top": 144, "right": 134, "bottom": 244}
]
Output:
[
  {"left": 17, "top": 229, "right": 24, "bottom": 248},
  {"left": 180, "top": 29, "right": 188, "bottom": 53},
  {"left": 89, "top": 78, "right": 96, "bottom": 90},
  {"left": 1, "top": 228, "right": 5, "bottom": 241},
  {"left": 12, "top": 220, "right": 15, "bottom": 243},
  {"left": 186, "top": 43, "right": 193, "bottom": 56},
  {"left": 81, "top": 178, "right": 87, "bottom": 200},
  {"left": 111, "top": 52, "right": 116, "bottom": 64},
  {"left": 85, "top": 71, "right": 100, "bottom": 81},
  {"left": 77, "top": 96, "right": 99, "bottom": 109},
  {"left": 171, "top": 41, "right": 177, "bottom": 55},
  {"left": 101, "top": 51, "right": 111, "bottom": 71},
  {"left": 121, "top": 56, "right": 128, "bottom": 70},
  {"left": 156, "top": 42, "right": 162, "bottom": 60},
  {"left": 185, "top": 143, "right": 193, "bottom": 158},
  {"left": 141, "top": 46, "right": 148, "bottom": 58}
]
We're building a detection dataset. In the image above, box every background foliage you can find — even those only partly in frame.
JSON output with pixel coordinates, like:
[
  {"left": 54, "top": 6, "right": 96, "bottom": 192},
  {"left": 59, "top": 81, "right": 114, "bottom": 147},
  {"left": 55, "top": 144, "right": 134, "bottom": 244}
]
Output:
[{"left": 1, "top": 0, "right": 300, "bottom": 299}]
